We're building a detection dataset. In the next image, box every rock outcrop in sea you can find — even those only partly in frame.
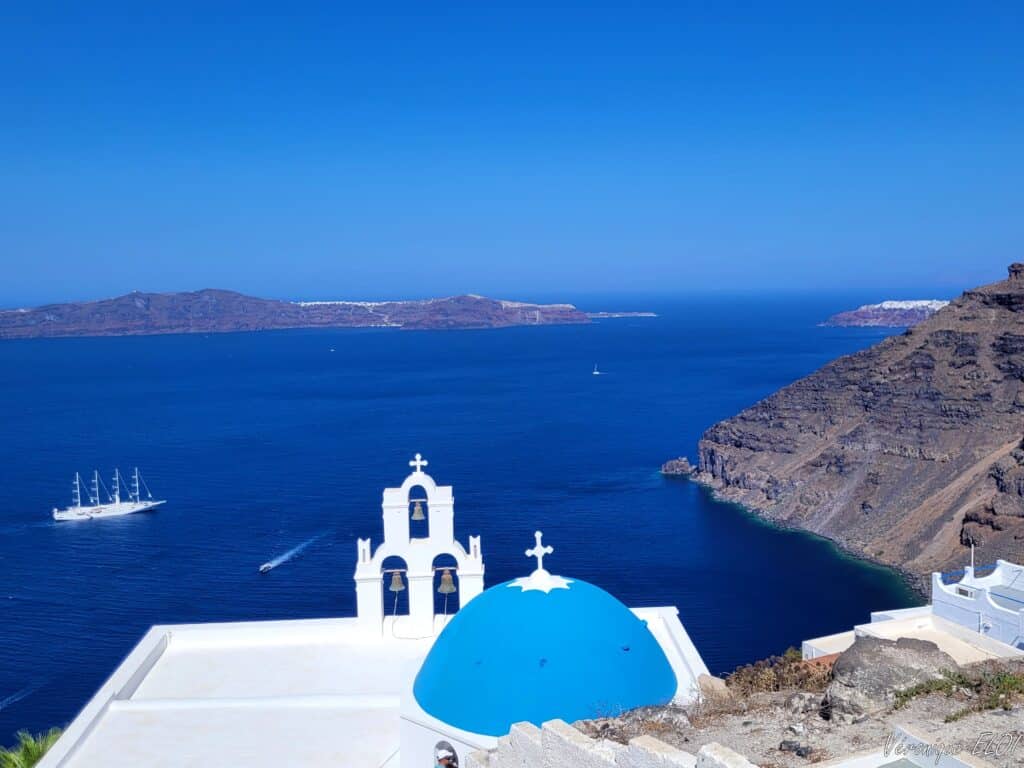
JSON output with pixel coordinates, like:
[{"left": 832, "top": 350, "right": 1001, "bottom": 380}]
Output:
[
  {"left": 690, "top": 264, "right": 1024, "bottom": 581},
  {"left": 661, "top": 457, "right": 695, "bottom": 476}
]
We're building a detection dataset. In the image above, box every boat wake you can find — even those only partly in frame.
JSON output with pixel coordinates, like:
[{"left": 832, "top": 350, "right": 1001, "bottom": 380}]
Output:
[
  {"left": 0, "top": 680, "right": 46, "bottom": 712},
  {"left": 259, "top": 533, "right": 325, "bottom": 574}
]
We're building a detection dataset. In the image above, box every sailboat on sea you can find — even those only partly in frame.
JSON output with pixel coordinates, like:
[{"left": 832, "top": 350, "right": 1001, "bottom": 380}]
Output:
[
  {"left": 52, "top": 468, "right": 165, "bottom": 521},
  {"left": 592, "top": 364, "right": 602, "bottom": 376}
]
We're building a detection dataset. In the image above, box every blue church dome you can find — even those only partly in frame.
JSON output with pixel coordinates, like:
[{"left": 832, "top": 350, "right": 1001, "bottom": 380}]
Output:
[{"left": 413, "top": 565, "right": 677, "bottom": 737}]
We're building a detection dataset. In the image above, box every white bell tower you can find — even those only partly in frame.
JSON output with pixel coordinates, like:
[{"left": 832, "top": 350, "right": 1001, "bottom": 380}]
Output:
[{"left": 354, "top": 454, "right": 485, "bottom": 636}]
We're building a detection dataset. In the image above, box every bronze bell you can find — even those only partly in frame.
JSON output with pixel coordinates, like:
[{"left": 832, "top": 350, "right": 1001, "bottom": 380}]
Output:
[
  {"left": 438, "top": 568, "right": 456, "bottom": 594},
  {"left": 411, "top": 500, "right": 426, "bottom": 521},
  {"left": 389, "top": 571, "right": 406, "bottom": 592}
]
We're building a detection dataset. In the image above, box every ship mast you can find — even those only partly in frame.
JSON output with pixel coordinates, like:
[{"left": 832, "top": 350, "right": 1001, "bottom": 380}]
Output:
[
  {"left": 131, "top": 468, "right": 140, "bottom": 503},
  {"left": 92, "top": 470, "right": 100, "bottom": 506},
  {"left": 112, "top": 469, "right": 121, "bottom": 505},
  {"left": 72, "top": 472, "right": 81, "bottom": 508}
]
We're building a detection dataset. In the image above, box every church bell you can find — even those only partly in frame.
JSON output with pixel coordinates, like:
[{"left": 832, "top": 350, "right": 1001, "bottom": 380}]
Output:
[
  {"left": 389, "top": 571, "right": 406, "bottom": 592},
  {"left": 437, "top": 568, "right": 456, "bottom": 594},
  {"left": 411, "top": 499, "right": 426, "bottom": 521}
]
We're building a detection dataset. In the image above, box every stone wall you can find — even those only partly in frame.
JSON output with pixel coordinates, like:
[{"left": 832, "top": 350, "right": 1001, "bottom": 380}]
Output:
[{"left": 465, "top": 720, "right": 759, "bottom": 768}]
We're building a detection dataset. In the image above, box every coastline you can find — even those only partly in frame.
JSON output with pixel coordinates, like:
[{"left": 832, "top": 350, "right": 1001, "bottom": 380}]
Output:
[{"left": 680, "top": 470, "right": 929, "bottom": 600}]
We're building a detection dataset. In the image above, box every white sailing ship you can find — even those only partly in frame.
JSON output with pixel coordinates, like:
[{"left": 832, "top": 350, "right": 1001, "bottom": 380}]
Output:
[{"left": 52, "top": 468, "right": 165, "bottom": 521}]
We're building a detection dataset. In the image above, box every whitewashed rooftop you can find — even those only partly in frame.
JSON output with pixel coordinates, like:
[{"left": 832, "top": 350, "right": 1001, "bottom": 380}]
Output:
[{"left": 38, "top": 616, "right": 438, "bottom": 768}]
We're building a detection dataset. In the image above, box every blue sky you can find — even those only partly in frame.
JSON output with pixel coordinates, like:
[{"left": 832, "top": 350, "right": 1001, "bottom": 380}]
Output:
[{"left": 1, "top": 2, "right": 1021, "bottom": 304}]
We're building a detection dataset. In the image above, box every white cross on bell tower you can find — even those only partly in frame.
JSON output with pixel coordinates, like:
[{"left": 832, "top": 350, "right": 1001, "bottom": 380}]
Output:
[{"left": 409, "top": 453, "right": 428, "bottom": 473}]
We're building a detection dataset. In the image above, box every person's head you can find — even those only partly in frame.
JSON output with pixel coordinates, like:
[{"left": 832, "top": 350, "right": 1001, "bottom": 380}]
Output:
[{"left": 436, "top": 748, "right": 454, "bottom": 766}]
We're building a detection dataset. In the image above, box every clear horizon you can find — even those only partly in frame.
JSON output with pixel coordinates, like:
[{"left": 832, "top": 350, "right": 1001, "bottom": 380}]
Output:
[{"left": 2, "top": 3, "right": 1020, "bottom": 305}]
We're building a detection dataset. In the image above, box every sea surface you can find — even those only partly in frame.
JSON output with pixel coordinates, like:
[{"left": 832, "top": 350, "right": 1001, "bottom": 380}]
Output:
[{"left": 0, "top": 296, "right": 920, "bottom": 740}]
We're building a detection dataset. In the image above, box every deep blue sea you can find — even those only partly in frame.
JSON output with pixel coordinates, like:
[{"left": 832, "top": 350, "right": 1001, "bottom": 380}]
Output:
[{"left": 0, "top": 296, "right": 920, "bottom": 741}]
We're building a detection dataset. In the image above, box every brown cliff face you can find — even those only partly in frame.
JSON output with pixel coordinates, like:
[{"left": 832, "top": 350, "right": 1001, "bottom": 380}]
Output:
[
  {"left": 693, "top": 264, "right": 1024, "bottom": 581},
  {"left": 0, "top": 290, "right": 590, "bottom": 338}
]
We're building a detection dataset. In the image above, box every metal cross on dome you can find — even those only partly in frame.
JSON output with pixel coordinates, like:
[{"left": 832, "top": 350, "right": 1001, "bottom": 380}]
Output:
[
  {"left": 409, "top": 453, "right": 428, "bottom": 473},
  {"left": 525, "top": 530, "right": 553, "bottom": 574}
]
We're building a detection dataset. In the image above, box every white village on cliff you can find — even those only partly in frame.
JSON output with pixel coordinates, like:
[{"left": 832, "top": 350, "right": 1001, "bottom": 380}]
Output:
[{"left": 38, "top": 456, "right": 1024, "bottom": 768}]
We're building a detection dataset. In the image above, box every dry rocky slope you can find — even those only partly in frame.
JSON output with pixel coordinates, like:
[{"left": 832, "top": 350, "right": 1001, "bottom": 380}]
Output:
[
  {"left": 691, "top": 264, "right": 1024, "bottom": 582},
  {"left": 579, "top": 641, "right": 1024, "bottom": 768},
  {"left": 0, "top": 289, "right": 598, "bottom": 338}
]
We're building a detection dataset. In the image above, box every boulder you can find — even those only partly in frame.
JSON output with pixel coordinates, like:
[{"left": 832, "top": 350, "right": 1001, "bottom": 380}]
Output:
[
  {"left": 779, "top": 740, "right": 813, "bottom": 758},
  {"left": 698, "top": 674, "right": 732, "bottom": 702},
  {"left": 824, "top": 636, "right": 957, "bottom": 721},
  {"left": 784, "top": 692, "right": 820, "bottom": 716}
]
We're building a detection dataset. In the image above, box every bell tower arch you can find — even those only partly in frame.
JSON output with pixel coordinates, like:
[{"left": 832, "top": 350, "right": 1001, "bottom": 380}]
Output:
[{"left": 354, "top": 454, "right": 485, "bottom": 636}]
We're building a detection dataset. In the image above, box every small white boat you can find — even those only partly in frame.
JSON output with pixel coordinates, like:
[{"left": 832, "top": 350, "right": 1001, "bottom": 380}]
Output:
[
  {"left": 53, "top": 468, "right": 165, "bottom": 521},
  {"left": 592, "top": 364, "right": 602, "bottom": 376},
  {"left": 259, "top": 563, "right": 273, "bottom": 574}
]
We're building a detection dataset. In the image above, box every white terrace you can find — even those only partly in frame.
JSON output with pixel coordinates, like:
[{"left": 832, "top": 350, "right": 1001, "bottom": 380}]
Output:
[
  {"left": 803, "top": 560, "right": 1024, "bottom": 664},
  {"left": 39, "top": 616, "right": 431, "bottom": 768}
]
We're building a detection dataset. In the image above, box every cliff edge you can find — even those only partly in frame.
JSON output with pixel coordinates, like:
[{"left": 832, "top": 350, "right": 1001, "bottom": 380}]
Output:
[{"left": 692, "top": 264, "right": 1024, "bottom": 580}]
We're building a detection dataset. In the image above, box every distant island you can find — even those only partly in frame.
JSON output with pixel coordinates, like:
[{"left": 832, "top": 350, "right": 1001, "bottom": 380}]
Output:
[
  {"left": 0, "top": 289, "right": 655, "bottom": 340},
  {"left": 821, "top": 299, "right": 949, "bottom": 327},
  {"left": 682, "top": 264, "right": 1024, "bottom": 586}
]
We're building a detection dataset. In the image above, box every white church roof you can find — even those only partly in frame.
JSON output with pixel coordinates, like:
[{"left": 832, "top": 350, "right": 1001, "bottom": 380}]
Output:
[{"left": 38, "top": 616, "right": 438, "bottom": 768}]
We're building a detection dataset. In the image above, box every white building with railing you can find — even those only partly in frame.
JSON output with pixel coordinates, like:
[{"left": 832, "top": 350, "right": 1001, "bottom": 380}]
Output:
[
  {"left": 803, "top": 559, "right": 1024, "bottom": 662},
  {"left": 931, "top": 560, "right": 1024, "bottom": 649}
]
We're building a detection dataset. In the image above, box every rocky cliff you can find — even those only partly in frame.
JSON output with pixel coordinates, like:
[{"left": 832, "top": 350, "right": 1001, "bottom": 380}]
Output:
[
  {"left": 0, "top": 290, "right": 592, "bottom": 339},
  {"left": 692, "top": 264, "right": 1024, "bottom": 582}
]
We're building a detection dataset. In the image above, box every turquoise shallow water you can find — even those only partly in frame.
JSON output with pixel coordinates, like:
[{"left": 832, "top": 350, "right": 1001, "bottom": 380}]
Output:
[{"left": 0, "top": 295, "right": 919, "bottom": 739}]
